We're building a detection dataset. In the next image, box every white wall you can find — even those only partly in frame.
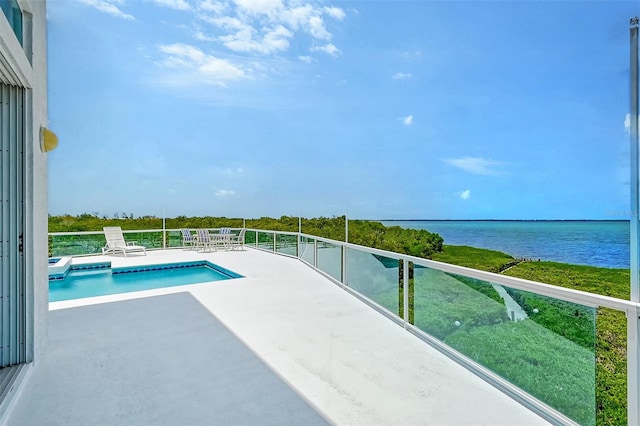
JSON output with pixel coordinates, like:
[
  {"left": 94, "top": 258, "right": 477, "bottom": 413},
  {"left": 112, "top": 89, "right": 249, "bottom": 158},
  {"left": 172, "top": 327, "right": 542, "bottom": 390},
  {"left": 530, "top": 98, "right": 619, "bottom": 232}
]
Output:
[{"left": 0, "top": 0, "right": 49, "bottom": 365}]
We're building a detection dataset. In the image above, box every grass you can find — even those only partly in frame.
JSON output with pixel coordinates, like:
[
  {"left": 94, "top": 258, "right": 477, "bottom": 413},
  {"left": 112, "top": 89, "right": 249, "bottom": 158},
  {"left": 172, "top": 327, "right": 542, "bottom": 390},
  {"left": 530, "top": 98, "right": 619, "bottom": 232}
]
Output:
[
  {"left": 431, "top": 245, "right": 518, "bottom": 273},
  {"left": 435, "top": 245, "right": 630, "bottom": 426}
]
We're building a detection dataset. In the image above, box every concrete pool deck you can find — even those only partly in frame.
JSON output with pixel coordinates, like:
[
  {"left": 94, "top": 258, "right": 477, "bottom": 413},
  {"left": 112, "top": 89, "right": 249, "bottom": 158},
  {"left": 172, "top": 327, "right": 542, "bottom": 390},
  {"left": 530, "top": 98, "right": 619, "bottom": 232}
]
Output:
[{"left": 9, "top": 248, "right": 549, "bottom": 425}]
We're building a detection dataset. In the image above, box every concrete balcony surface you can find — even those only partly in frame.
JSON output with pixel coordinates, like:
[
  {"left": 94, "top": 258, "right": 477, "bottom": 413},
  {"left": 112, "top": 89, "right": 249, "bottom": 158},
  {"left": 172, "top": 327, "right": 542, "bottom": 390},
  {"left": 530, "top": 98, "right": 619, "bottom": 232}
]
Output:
[{"left": 8, "top": 247, "right": 549, "bottom": 425}]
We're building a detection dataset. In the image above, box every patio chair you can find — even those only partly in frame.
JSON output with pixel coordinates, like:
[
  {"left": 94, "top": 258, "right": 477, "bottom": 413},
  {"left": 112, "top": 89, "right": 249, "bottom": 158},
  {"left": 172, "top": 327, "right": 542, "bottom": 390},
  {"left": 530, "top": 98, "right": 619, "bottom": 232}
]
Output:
[
  {"left": 102, "top": 226, "right": 147, "bottom": 257},
  {"left": 180, "top": 229, "right": 197, "bottom": 249},
  {"left": 210, "top": 227, "right": 232, "bottom": 250},
  {"left": 195, "top": 228, "right": 216, "bottom": 252},
  {"left": 229, "top": 229, "right": 246, "bottom": 250}
]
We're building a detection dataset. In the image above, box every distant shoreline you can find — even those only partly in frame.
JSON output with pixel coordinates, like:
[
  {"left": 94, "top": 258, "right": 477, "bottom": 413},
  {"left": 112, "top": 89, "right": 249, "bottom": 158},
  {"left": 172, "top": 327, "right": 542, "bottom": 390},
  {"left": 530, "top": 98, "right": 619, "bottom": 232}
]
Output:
[{"left": 378, "top": 219, "right": 629, "bottom": 223}]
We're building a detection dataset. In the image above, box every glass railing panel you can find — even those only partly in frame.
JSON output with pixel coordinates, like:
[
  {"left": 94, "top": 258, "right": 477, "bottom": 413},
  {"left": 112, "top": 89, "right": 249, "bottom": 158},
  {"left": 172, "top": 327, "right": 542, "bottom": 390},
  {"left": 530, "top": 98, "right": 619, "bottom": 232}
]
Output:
[
  {"left": 346, "top": 248, "right": 400, "bottom": 316},
  {"left": 300, "top": 237, "right": 315, "bottom": 265},
  {"left": 49, "top": 234, "right": 104, "bottom": 256},
  {"left": 257, "top": 231, "right": 274, "bottom": 251},
  {"left": 244, "top": 230, "right": 257, "bottom": 246},
  {"left": 316, "top": 241, "right": 342, "bottom": 282},
  {"left": 276, "top": 234, "right": 297, "bottom": 256},
  {"left": 412, "top": 266, "right": 596, "bottom": 426},
  {"left": 122, "top": 231, "right": 163, "bottom": 249},
  {"left": 162, "top": 230, "right": 183, "bottom": 248}
]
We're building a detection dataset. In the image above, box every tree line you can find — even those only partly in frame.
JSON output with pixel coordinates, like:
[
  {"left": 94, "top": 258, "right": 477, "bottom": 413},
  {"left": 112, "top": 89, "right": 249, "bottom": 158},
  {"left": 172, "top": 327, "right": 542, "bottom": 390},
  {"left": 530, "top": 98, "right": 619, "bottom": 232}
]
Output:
[{"left": 48, "top": 214, "right": 444, "bottom": 259}]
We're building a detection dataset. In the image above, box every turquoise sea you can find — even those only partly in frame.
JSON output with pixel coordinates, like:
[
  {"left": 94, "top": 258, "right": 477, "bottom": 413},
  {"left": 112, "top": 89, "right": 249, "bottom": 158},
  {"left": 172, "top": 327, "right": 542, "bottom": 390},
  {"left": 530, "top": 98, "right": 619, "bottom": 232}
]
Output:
[{"left": 382, "top": 220, "right": 630, "bottom": 269}]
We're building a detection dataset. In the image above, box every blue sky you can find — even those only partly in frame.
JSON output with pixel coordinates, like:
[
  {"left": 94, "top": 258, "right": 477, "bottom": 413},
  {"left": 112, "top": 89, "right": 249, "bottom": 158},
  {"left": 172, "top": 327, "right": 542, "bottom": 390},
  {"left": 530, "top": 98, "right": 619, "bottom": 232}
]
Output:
[{"left": 47, "top": 0, "right": 639, "bottom": 220}]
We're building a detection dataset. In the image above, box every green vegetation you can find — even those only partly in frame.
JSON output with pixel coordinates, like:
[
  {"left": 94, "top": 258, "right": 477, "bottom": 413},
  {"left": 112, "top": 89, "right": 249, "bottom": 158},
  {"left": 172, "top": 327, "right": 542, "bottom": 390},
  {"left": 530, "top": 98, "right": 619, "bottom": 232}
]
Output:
[
  {"left": 432, "top": 245, "right": 517, "bottom": 273},
  {"left": 503, "top": 263, "right": 629, "bottom": 426},
  {"left": 49, "top": 214, "right": 444, "bottom": 259},
  {"left": 433, "top": 246, "right": 629, "bottom": 426}
]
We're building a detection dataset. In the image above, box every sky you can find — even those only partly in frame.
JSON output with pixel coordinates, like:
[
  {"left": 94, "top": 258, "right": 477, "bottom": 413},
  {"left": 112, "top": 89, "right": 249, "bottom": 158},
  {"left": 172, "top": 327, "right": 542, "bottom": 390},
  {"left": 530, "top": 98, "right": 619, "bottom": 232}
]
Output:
[{"left": 46, "top": 0, "right": 640, "bottom": 220}]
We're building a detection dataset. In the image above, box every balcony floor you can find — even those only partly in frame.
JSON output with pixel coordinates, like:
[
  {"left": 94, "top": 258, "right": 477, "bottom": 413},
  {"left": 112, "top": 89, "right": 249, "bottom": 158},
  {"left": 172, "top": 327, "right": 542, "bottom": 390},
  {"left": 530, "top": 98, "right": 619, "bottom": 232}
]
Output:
[{"left": 9, "top": 248, "right": 549, "bottom": 425}]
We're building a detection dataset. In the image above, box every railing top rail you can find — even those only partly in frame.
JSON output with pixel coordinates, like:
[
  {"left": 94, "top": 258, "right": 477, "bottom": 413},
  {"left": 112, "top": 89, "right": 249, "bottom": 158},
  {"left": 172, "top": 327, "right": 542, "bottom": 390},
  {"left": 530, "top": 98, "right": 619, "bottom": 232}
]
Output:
[
  {"left": 48, "top": 227, "right": 247, "bottom": 236},
  {"left": 299, "top": 232, "right": 639, "bottom": 312},
  {"left": 246, "top": 228, "right": 299, "bottom": 237}
]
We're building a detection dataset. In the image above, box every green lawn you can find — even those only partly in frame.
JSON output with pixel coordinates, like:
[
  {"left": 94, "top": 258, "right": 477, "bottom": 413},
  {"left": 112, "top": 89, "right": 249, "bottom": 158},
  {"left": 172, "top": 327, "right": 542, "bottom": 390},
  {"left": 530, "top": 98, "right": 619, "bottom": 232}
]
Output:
[{"left": 434, "top": 245, "right": 630, "bottom": 426}]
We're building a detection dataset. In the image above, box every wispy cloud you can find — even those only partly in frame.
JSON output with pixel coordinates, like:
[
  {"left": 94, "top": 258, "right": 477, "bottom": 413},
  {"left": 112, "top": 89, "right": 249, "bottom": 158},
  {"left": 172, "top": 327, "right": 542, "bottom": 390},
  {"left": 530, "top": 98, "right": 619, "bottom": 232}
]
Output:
[
  {"left": 458, "top": 189, "right": 470, "bottom": 200},
  {"left": 443, "top": 157, "right": 505, "bottom": 175},
  {"left": 298, "top": 55, "right": 314, "bottom": 63},
  {"left": 311, "top": 43, "right": 341, "bottom": 56},
  {"left": 77, "top": 0, "right": 135, "bottom": 20},
  {"left": 324, "top": 6, "right": 346, "bottom": 20},
  {"left": 157, "top": 43, "right": 247, "bottom": 86},
  {"left": 151, "top": 0, "right": 190, "bottom": 11},
  {"left": 393, "top": 72, "right": 412, "bottom": 80},
  {"left": 195, "top": 1, "right": 346, "bottom": 56},
  {"left": 218, "top": 24, "right": 293, "bottom": 54},
  {"left": 402, "top": 115, "right": 413, "bottom": 126},
  {"left": 215, "top": 189, "right": 236, "bottom": 196}
]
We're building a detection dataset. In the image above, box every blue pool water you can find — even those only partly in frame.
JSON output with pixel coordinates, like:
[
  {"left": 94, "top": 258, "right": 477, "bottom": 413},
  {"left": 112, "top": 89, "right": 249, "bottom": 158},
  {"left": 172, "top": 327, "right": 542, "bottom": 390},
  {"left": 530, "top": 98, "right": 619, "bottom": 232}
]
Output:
[{"left": 49, "top": 261, "right": 242, "bottom": 302}]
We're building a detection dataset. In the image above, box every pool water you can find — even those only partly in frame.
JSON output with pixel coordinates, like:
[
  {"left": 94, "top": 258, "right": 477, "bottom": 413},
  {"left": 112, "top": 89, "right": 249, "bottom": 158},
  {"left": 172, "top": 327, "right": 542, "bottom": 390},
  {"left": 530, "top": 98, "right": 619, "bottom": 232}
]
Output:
[{"left": 49, "top": 261, "right": 242, "bottom": 302}]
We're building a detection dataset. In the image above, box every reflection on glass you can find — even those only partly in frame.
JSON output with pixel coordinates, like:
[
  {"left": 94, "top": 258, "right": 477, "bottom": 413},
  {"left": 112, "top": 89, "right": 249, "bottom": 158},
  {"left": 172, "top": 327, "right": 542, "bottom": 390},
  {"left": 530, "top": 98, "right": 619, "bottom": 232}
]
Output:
[
  {"left": 276, "top": 234, "right": 297, "bottom": 256},
  {"left": 316, "top": 241, "right": 342, "bottom": 282},
  {"left": 300, "top": 237, "right": 315, "bottom": 265},
  {"left": 257, "top": 231, "right": 274, "bottom": 251},
  {"left": 412, "top": 266, "right": 596, "bottom": 426},
  {"left": 346, "top": 248, "right": 400, "bottom": 316}
]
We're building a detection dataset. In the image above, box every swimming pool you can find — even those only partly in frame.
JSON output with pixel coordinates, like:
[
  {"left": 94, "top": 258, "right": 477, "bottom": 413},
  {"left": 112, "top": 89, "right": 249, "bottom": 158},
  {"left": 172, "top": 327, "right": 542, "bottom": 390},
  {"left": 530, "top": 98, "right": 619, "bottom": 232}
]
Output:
[{"left": 49, "top": 261, "right": 243, "bottom": 302}]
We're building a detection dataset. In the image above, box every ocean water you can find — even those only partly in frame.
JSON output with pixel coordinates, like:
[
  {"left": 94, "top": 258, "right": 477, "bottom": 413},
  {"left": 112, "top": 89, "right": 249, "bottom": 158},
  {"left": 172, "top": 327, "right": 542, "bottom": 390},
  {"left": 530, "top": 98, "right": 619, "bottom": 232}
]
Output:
[{"left": 382, "top": 221, "right": 630, "bottom": 269}]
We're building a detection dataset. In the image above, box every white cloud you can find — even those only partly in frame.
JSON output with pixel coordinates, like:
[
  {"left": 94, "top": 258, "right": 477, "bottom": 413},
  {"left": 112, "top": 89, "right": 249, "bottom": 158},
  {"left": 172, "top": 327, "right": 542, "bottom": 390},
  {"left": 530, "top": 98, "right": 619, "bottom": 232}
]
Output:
[
  {"left": 298, "top": 55, "right": 314, "bottom": 63},
  {"left": 215, "top": 189, "right": 236, "bottom": 196},
  {"left": 323, "top": 6, "right": 345, "bottom": 20},
  {"left": 151, "top": 0, "right": 190, "bottom": 10},
  {"left": 219, "top": 24, "right": 293, "bottom": 54},
  {"left": 197, "top": 0, "right": 226, "bottom": 13},
  {"left": 311, "top": 43, "right": 341, "bottom": 56},
  {"left": 443, "top": 157, "right": 505, "bottom": 175},
  {"left": 196, "top": 1, "right": 346, "bottom": 56},
  {"left": 77, "top": 0, "right": 135, "bottom": 20},
  {"left": 233, "top": 0, "right": 284, "bottom": 16},
  {"left": 393, "top": 72, "right": 412, "bottom": 80},
  {"left": 308, "top": 15, "right": 331, "bottom": 40},
  {"left": 402, "top": 115, "right": 413, "bottom": 126},
  {"left": 459, "top": 189, "right": 471, "bottom": 200},
  {"left": 157, "top": 43, "right": 247, "bottom": 86}
]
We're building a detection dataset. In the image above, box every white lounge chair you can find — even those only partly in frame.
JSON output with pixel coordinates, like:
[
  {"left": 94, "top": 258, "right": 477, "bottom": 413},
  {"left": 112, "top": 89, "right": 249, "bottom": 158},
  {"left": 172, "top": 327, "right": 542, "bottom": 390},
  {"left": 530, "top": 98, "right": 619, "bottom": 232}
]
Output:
[{"left": 102, "top": 226, "right": 147, "bottom": 257}]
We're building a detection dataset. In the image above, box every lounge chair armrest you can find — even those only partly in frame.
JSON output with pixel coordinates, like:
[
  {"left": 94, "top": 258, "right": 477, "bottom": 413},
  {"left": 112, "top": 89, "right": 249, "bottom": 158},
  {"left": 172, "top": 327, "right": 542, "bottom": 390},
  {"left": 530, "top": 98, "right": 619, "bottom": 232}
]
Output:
[{"left": 126, "top": 241, "right": 137, "bottom": 246}]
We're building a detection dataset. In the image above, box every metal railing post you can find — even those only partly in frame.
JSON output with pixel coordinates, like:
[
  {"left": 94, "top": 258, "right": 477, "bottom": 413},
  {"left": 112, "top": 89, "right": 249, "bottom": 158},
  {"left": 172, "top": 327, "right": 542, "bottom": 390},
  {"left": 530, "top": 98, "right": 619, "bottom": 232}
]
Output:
[
  {"left": 342, "top": 244, "right": 347, "bottom": 289},
  {"left": 403, "top": 259, "right": 409, "bottom": 328},
  {"left": 313, "top": 239, "right": 318, "bottom": 267},
  {"left": 273, "top": 231, "right": 277, "bottom": 252},
  {"left": 629, "top": 306, "right": 640, "bottom": 426},
  {"left": 630, "top": 18, "right": 640, "bottom": 426}
]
